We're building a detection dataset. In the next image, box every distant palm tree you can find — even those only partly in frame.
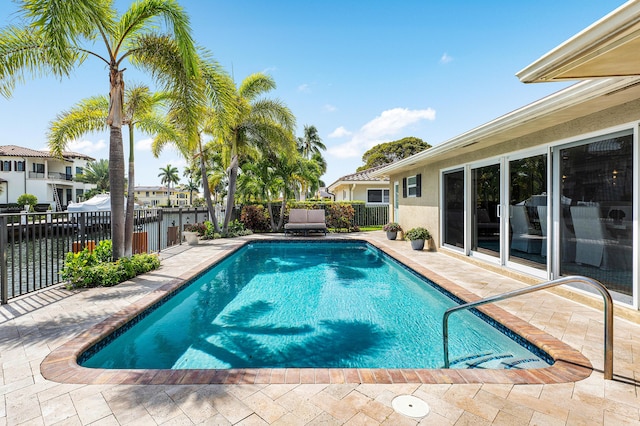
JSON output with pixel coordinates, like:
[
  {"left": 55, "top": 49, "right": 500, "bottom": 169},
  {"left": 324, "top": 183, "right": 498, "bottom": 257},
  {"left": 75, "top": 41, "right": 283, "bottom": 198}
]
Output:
[
  {"left": 183, "top": 179, "right": 199, "bottom": 205},
  {"left": 297, "top": 125, "right": 326, "bottom": 159},
  {"left": 158, "top": 164, "right": 180, "bottom": 206},
  {"left": 76, "top": 159, "right": 110, "bottom": 192},
  {"left": 0, "top": 0, "right": 198, "bottom": 260}
]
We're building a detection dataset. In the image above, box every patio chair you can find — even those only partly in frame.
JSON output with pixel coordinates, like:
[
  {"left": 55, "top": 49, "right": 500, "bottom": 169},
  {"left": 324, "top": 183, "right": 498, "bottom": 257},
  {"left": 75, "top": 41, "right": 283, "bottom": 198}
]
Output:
[{"left": 510, "top": 205, "right": 541, "bottom": 253}]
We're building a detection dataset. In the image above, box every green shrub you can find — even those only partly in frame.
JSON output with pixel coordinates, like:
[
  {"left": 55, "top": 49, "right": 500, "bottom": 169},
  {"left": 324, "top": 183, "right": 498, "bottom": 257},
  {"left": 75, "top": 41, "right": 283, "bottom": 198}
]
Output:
[
  {"left": 94, "top": 239, "right": 112, "bottom": 263},
  {"left": 61, "top": 241, "right": 160, "bottom": 289},
  {"left": 223, "top": 220, "right": 253, "bottom": 238},
  {"left": 240, "top": 205, "right": 270, "bottom": 232},
  {"left": 326, "top": 204, "right": 356, "bottom": 232}
]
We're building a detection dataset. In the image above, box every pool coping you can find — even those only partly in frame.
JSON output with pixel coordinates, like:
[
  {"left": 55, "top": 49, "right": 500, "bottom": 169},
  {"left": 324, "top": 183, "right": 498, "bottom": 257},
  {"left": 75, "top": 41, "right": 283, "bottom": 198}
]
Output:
[{"left": 40, "top": 236, "right": 592, "bottom": 385}]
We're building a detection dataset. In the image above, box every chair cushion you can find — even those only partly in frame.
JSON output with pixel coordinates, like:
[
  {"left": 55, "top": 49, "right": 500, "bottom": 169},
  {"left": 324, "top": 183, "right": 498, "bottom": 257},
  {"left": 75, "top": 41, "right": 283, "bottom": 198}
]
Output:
[
  {"left": 307, "top": 209, "right": 325, "bottom": 223},
  {"left": 288, "top": 209, "right": 308, "bottom": 223}
]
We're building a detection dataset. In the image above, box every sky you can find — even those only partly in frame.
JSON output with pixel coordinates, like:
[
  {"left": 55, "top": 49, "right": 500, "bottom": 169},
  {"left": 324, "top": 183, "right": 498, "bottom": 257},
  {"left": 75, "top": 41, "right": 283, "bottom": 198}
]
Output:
[{"left": 0, "top": 0, "right": 628, "bottom": 188}]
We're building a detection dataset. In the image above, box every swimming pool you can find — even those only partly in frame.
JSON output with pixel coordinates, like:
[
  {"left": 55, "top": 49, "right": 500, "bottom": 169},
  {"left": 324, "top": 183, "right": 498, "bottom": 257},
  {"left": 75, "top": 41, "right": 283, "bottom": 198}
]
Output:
[{"left": 79, "top": 241, "right": 551, "bottom": 370}]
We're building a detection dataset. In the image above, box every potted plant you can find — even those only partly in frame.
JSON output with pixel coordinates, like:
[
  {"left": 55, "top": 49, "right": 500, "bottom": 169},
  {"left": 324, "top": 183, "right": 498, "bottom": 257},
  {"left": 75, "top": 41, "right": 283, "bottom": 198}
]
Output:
[
  {"left": 182, "top": 224, "right": 200, "bottom": 246},
  {"left": 383, "top": 222, "right": 402, "bottom": 240},
  {"left": 405, "top": 227, "right": 431, "bottom": 250}
]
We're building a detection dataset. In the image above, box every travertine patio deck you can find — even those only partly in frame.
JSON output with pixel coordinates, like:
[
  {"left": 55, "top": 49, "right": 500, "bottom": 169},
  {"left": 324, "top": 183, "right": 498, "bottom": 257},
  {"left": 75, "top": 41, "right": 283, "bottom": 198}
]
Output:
[{"left": 1, "top": 232, "right": 639, "bottom": 424}]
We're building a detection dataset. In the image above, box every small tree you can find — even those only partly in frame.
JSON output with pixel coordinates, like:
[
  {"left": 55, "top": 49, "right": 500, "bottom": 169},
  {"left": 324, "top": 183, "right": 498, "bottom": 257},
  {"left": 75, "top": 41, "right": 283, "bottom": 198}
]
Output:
[{"left": 17, "top": 194, "right": 38, "bottom": 211}]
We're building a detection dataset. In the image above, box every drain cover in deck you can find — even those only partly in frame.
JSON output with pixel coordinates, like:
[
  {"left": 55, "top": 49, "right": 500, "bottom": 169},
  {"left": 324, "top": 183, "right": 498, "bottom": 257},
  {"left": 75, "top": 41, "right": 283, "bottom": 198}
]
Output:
[{"left": 392, "top": 395, "right": 430, "bottom": 418}]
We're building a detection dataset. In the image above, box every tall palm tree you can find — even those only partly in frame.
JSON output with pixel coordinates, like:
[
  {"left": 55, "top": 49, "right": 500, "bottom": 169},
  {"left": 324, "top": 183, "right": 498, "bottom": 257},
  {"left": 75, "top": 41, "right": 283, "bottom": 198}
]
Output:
[
  {"left": 0, "top": 0, "right": 198, "bottom": 259},
  {"left": 48, "top": 85, "right": 171, "bottom": 256},
  {"left": 158, "top": 164, "right": 180, "bottom": 206},
  {"left": 219, "top": 73, "right": 296, "bottom": 233},
  {"left": 76, "top": 159, "right": 110, "bottom": 192},
  {"left": 152, "top": 55, "right": 236, "bottom": 233},
  {"left": 297, "top": 125, "right": 326, "bottom": 159}
]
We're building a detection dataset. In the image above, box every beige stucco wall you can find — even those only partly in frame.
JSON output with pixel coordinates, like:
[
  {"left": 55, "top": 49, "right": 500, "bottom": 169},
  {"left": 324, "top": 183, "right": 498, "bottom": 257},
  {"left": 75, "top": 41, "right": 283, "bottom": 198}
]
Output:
[{"left": 389, "top": 98, "right": 640, "bottom": 249}]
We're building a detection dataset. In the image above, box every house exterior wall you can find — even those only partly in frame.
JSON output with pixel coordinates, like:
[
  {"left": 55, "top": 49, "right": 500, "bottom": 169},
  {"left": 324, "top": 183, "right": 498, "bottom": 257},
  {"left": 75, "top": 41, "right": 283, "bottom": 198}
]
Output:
[
  {"left": 389, "top": 98, "right": 640, "bottom": 248},
  {"left": 328, "top": 181, "right": 390, "bottom": 204},
  {"left": 0, "top": 155, "right": 95, "bottom": 208}
]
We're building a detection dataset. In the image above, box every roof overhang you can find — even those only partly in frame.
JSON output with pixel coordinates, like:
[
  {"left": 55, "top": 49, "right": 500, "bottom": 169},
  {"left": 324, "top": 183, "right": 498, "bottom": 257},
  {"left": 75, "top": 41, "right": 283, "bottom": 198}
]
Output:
[
  {"left": 372, "top": 77, "right": 640, "bottom": 177},
  {"left": 517, "top": 1, "right": 640, "bottom": 83}
]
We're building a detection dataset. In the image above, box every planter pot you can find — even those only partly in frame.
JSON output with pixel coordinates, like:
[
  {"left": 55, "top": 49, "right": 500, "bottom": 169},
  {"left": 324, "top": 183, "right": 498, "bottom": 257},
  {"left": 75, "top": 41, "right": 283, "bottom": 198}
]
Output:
[
  {"left": 410, "top": 239, "right": 425, "bottom": 250},
  {"left": 183, "top": 231, "right": 199, "bottom": 246},
  {"left": 386, "top": 231, "right": 398, "bottom": 240}
]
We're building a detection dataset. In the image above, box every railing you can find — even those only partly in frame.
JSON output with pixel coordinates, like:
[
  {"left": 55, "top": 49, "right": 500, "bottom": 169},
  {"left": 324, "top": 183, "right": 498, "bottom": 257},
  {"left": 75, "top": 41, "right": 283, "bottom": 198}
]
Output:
[
  {"left": 442, "top": 276, "right": 614, "bottom": 379},
  {"left": 0, "top": 207, "right": 209, "bottom": 304},
  {"left": 47, "top": 172, "right": 73, "bottom": 181}
]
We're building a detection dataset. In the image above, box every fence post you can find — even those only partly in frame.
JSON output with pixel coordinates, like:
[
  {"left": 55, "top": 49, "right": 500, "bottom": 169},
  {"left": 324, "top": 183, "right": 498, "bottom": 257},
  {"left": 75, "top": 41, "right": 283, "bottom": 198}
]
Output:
[
  {"left": 157, "top": 209, "right": 163, "bottom": 252},
  {"left": 178, "top": 207, "right": 183, "bottom": 245},
  {"left": 0, "top": 215, "right": 7, "bottom": 304}
]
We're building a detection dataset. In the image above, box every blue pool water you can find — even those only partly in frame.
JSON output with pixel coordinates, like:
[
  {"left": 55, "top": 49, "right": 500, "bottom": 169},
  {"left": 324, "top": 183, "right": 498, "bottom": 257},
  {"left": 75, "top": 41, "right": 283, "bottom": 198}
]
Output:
[{"left": 80, "top": 241, "right": 552, "bottom": 370}]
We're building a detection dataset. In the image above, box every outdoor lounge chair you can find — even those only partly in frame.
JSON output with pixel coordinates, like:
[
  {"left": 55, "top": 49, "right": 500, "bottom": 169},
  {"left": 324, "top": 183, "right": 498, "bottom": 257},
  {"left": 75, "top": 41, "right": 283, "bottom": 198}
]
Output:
[{"left": 284, "top": 208, "right": 327, "bottom": 236}]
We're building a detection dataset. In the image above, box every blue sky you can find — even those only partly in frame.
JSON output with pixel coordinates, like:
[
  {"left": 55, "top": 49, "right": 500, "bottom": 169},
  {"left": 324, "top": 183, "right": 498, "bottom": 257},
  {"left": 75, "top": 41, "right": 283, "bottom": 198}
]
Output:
[{"left": 0, "top": 0, "right": 626, "bottom": 187}]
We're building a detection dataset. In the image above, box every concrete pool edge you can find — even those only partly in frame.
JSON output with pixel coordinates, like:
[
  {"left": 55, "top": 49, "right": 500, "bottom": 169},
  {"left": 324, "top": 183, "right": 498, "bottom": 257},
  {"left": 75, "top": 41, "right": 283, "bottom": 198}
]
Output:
[{"left": 40, "top": 235, "right": 593, "bottom": 385}]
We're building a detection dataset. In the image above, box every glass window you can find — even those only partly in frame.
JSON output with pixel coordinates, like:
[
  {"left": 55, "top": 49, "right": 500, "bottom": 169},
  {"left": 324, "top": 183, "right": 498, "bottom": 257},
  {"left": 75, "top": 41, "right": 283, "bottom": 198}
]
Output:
[
  {"left": 367, "top": 189, "right": 389, "bottom": 203},
  {"left": 407, "top": 176, "right": 417, "bottom": 197},
  {"left": 2, "top": 161, "right": 11, "bottom": 171},
  {"left": 16, "top": 161, "right": 25, "bottom": 171},
  {"left": 559, "top": 132, "right": 633, "bottom": 298}
]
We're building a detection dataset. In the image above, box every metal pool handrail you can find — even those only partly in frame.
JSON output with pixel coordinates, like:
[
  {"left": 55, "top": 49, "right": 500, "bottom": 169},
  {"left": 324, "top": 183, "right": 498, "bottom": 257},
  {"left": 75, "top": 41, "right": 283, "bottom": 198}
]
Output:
[{"left": 442, "top": 275, "right": 614, "bottom": 380}]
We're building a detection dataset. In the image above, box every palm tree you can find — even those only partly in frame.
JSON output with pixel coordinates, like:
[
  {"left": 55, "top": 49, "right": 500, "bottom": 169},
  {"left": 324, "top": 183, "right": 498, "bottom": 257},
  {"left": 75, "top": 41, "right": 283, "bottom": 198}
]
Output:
[
  {"left": 0, "top": 0, "right": 198, "bottom": 259},
  {"left": 49, "top": 85, "right": 171, "bottom": 256},
  {"left": 183, "top": 179, "right": 199, "bottom": 205},
  {"left": 152, "top": 55, "right": 236, "bottom": 233},
  {"left": 158, "top": 164, "right": 180, "bottom": 206},
  {"left": 218, "top": 73, "right": 296, "bottom": 233},
  {"left": 297, "top": 125, "right": 326, "bottom": 159},
  {"left": 76, "top": 159, "right": 110, "bottom": 192}
]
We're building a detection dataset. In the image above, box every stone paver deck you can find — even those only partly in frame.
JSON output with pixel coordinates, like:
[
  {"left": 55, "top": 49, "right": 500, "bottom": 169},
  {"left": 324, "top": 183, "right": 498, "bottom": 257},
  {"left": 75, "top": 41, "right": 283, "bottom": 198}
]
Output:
[{"left": 1, "top": 232, "right": 639, "bottom": 425}]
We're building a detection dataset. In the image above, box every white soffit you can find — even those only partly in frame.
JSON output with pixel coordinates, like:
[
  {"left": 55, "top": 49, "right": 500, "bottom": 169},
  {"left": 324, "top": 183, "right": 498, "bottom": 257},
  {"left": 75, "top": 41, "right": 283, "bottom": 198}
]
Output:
[{"left": 517, "top": 1, "right": 640, "bottom": 83}]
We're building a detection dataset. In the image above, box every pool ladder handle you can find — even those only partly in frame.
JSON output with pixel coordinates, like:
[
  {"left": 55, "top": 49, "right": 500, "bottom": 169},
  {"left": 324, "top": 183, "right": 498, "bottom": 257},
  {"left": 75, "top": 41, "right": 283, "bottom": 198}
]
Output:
[{"left": 442, "top": 275, "right": 614, "bottom": 380}]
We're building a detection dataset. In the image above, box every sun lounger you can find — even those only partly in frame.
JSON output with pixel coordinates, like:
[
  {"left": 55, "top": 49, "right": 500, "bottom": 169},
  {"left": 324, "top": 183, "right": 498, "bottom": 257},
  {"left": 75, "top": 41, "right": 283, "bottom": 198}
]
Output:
[{"left": 284, "top": 208, "right": 327, "bottom": 236}]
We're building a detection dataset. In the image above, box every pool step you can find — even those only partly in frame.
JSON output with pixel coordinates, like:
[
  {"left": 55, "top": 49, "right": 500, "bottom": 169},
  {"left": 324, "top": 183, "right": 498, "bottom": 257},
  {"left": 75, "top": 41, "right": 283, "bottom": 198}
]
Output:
[{"left": 450, "top": 352, "right": 544, "bottom": 369}]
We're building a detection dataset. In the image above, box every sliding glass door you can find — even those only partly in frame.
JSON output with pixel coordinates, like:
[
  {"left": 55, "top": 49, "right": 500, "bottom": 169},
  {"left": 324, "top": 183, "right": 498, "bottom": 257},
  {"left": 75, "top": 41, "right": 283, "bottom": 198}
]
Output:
[
  {"left": 507, "top": 154, "right": 547, "bottom": 271},
  {"left": 443, "top": 169, "right": 464, "bottom": 248},
  {"left": 471, "top": 163, "right": 501, "bottom": 259},
  {"left": 558, "top": 131, "right": 634, "bottom": 300}
]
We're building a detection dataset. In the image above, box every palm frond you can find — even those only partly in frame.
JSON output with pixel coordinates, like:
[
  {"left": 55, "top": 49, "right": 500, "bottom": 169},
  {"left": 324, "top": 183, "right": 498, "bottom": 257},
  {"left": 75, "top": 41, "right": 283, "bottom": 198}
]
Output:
[
  {"left": 0, "top": 25, "right": 84, "bottom": 97},
  {"left": 47, "top": 95, "right": 109, "bottom": 157},
  {"left": 238, "top": 72, "right": 276, "bottom": 101}
]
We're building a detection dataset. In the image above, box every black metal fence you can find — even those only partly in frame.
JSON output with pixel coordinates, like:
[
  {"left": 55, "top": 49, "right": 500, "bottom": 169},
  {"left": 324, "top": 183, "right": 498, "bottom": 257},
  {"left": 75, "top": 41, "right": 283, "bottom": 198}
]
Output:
[
  {"left": 0, "top": 204, "right": 389, "bottom": 303},
  {"left": 0, "top": 207, "right": 209, "bottom": 303}
]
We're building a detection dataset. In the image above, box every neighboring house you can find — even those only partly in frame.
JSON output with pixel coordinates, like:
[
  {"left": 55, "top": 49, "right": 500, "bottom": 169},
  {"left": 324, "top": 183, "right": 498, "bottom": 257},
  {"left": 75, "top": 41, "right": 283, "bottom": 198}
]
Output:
[
  {"left": 0, "top": 145, "right": 96, "bottom": 210},
  {"left": 134, "top": 186, "right": 193, "bottom": 207},
  {"left": 373, "top": 1, "right": 640, "bottom": 309},
  {"left": 327, "top": 165, "right": 390, "bottom": 205}
]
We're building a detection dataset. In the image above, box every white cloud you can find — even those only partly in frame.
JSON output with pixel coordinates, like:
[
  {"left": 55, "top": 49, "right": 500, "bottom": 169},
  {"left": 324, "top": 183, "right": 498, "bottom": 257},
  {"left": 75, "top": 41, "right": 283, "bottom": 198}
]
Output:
[
  {"left": 323, "top": 104, "right": 337, "bottom": 112},
  {"left": 135, "top": 138, "right": 153, "bottom": 151},
  {"left": 329, "top": 126, "right": 352, "bottom": 138},
  {"left": 66, "top": 139, "right": 107, "bottom": 154},
  {"left": 440, "top": 53, "right": 453, "bottom": 64},
  {"left": 327, "top": 107, "right": 436, "bottom": 159},
  {"left": 297, "top": 83, "right": 311, "bottom": 93}
]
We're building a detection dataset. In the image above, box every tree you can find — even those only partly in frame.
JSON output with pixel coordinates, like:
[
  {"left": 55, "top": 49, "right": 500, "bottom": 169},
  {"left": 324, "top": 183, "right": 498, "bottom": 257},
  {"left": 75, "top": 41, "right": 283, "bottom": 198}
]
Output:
[
  {"left": 17, "top": 194, "right": 37, "bottom": 211},
  {"left": 357, "top": 137, "right": 431, "bottom": 171},
  {"left": 297, "top": 125, "right": 326, "bottom": 159},
  {"left": 152, "top": 54, "right": 236, "bottom": 233},
  {"left": 218, "top": 73, "right": 296, "bottom": 233},
  {"left": 48, "top": 85, "right": 171, "bottom": 256},
  {"left": 0, "top": 0, "right": 198, "bottom": 260},
  {"left": 76, "top": 159, "right": 110, "bottom": 192},
  {"left": 158, "top": 164, "right": 180, "bottom": 206},
  {"left": 182, "top": 179, "right": 199, "bottom": 205}
]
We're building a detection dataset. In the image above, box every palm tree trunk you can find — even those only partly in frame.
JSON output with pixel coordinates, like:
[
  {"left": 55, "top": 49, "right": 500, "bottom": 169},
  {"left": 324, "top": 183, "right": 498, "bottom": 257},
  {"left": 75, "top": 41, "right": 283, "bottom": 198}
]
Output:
[
  {"left": 277, "top": 198, "right": 287, "bottom": 231},
  {"left": 109, "top": 125, "right": 125, "bottom": 260},
  {"left": 124, "top": 124, "right": 135, "bottom": 257},
  {"left": 223, "top": 154, "right": 239, "bottom": 232},
  {"left": 107, "top": 68, "right": 125, "bottom": 260},
  {"left": 198, "top": 135, "right": 220, "bottom": 233}
]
